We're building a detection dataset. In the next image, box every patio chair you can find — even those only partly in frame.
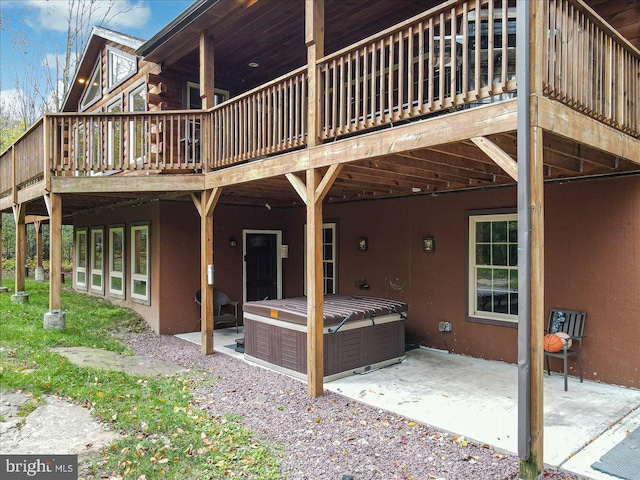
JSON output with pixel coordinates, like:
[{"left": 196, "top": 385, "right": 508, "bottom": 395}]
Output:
[
  {"left": 194, "top": 289, "right": 240, "bottom": 332},
  {"left": 544, "top": 308, "right": 587, "bottom": 391}
]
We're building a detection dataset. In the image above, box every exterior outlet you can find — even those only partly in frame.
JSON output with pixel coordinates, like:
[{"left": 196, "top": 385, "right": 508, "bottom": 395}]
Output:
[{"left": 438, "top": 321, "right": 452, "bottom": 332}]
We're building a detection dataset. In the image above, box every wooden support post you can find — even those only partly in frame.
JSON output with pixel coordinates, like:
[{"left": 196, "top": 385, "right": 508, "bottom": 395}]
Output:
[
  {"left": 306, "top": 0, "right": 324, "bottom": 147},
  {"left": 13, "top": 204, "right": 26, "bottom": 293},
  {"left": 306, "top": 168, "right": 323, "bottom": 396},
  {"left": 200, "top": 31, "right": 215, "bottom": 110},
  {"left": 47, "top": 194, "right": 62, "bottom": 311},
  {"left": 196, "top": 188, "right": 221, "bottom": 355}
]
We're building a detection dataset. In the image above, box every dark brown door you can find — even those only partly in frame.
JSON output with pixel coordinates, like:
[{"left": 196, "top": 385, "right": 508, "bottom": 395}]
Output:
[{"left": 245, "top": 233, "right": 278, "bottom": 301}]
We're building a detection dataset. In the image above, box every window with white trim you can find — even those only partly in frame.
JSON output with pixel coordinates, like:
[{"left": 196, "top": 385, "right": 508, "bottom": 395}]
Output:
[
  {"left": 90, "top": 228, "right": 104, "bottom": 294},
  {"left": 80, "top": 57, "right": 102, "bottom": 111},
  {"left": 323, "top": 224, "right": 337, "bottom": 294},
  {"left": 131, "top": 224, "right": 149, "bottom": 303},
  {"left": 127, "top": 82, "right": 146, "bottom": 163},
  {"left": 109, "top": 226, "right": 125, "bottom": 298},
  {"left": 75, "top": 229, "right": 88, "bottom": 290},
  {"left": 304, "top": 223, "right": 337, "bottom": 295},
  {"left": 468, "top": 213, "right": 518, "bottom": 322},
  {"left": 106, "top": 96, "right": 123, "bottom": 168},
  {"left": 107, "top": 46, "right": 137, "bottom": 90}
]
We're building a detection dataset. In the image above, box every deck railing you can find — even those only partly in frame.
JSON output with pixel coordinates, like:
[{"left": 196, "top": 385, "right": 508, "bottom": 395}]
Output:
[
  {"left": 317, "top": 0, "right": 517, "bottom": 140},
  {"left": 0, "top": 0, "right": 637, "bottom": 199},
  {"left": 0, "top": 118, "right": 44, "bottom": 200},
  {"left": 48, "top": 110, "right": 208, "bottom": 175},
  {"left": 544, "top": 0, "right": 640, "bottom": 136},
  {"left": 209, "top": 67, "right": 307, "bottom": 169}
]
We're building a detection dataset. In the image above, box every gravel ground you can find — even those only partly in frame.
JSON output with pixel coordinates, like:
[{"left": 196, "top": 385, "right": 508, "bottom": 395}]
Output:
[{"left": 126, "top": 334, "right": 580, "bottom": 480}]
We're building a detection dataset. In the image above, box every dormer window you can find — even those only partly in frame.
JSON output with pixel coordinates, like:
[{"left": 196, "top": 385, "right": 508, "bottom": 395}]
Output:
[
  {"left": 107, "top": 46, "right": 137, "bottom": 91},
  {"left": 79, "top": 56, "right": 102, "bottom": 111}
]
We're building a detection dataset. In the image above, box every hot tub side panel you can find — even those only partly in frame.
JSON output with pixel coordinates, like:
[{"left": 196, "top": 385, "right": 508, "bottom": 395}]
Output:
[{"left": 245, "top": 316, "right": 405, "bottom": 378}]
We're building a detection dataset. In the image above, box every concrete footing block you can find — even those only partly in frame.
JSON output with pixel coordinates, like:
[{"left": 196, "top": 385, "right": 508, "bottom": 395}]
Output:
[
  {"left": 11, "top": 292, "right": 29, "bottom": 303},
  {"left": 0, "top": 286, "right": 9, "bottom": 293},
  {"left": 35, "top": 267, "right": 45, "bottom": 282},
  {"left": 44, "top": 310, "right": 66, "bottom": 330}
]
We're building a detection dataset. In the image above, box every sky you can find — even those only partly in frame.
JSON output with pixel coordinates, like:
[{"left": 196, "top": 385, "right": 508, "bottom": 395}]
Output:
[{"left": 0, "top": 0, "right": 194, "bottom": 119}]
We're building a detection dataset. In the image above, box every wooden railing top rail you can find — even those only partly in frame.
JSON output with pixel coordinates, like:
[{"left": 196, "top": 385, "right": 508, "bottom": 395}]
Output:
[
  {"left": 316, "top": 0, "right": 486, "bottom": 65},
  {"left": 204, "top": 66, "right": 308, "bottom": 114},
  {"left": 571, "top": 0, "right": 640, "bottom": 57}
]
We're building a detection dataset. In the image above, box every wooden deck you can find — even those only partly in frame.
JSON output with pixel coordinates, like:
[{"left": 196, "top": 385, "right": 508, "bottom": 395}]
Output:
[{"left": 1, "top": 0, "right": 639, "bottom": 216}]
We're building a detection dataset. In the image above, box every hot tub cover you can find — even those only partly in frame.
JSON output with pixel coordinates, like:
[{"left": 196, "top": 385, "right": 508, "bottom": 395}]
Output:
[{"left": 243, "top": 294, "right": 408, "bottom": 327}]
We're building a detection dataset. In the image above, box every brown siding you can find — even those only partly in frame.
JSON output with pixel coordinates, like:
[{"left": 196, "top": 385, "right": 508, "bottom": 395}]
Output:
[{"left": 157, "top": 202, "right": 200, "bottom": 334}]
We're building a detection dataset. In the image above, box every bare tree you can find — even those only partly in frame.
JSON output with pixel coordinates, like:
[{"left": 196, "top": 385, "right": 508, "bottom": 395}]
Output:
[{"left": 5, "top": 0, "right": 139, "bottom": 124}]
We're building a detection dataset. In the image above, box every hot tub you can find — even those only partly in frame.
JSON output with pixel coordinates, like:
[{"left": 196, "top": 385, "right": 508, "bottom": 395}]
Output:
[{"left": 242, "top": 295, "right": 407, "bottom": 382}]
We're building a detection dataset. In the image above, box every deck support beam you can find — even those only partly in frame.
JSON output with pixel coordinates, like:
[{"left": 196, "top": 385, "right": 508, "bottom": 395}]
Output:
[
  {"left": 195, "top": 188, "right": 221, "bottom": 354},
  {"left": 470, "top": 136, "right": 518, "bottom": 181},
  {"left": 13, "top": 203, "right": 26, "bottom": 294},
  {"left": 286, "top": 164, "right": 341, "bottom": 397},
  {"left": 46, "top": 194, "right": 62, "bottom": 311},
  {"left": 305, "top": 168, "right": 324, "bottom": 397}
]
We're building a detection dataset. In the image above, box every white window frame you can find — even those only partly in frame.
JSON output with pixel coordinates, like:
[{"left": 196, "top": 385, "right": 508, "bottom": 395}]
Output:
[
  {"left": 75, "top": 228, "right": 88, "bottom": 291},
  {"left": 468, "top": 213, "right": 518, "bottom": 323},
  {"left": 127, "top": 80, "right": 147, "bottom": 165},
  {"left": 106, "top": 45, "right": 137, "bottom": 91},
  {"left": 109, "top": 225, "right": 125, "bottom": 299},
  {"left": 79, "top": 55, "right": 102, "bottom": 111},
  {"left": 304, "top": 222, "right": 337, "bottom": 295},
  {"left": 186, "top": 81, "right": 229, "bottom": 108},
  {"left": 90, "top": 227, "right": 105, "bottom": 294},
  {"left": 130, "top": 223, "right": 150, "bottom": 304}
]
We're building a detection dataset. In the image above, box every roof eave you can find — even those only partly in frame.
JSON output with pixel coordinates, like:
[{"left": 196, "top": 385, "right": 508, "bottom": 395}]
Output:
[{"left": 136, "top": 0, "right": 219, "bottom": 59}]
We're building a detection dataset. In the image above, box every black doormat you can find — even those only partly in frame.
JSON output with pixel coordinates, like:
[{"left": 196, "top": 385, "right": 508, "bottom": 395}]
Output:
[{"left": 591, "top": 426, "right": 640, "bottom": 480}]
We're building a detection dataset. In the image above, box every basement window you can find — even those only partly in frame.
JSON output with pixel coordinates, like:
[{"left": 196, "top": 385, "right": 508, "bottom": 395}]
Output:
[
  {"left": 131, "top": 223, "right": 150, "bottom": 304},
  {"left": 90, "top": 227, "right": 105, "bottom": 294},
  {"left": 468, "top": 213, "right": 518, "bottom": 324},
  {"left": 109, "top": 225, "right": 125, "bottom": 299},
  {"left": 75, "top": 228, "right": 88, "bottom": 291}
]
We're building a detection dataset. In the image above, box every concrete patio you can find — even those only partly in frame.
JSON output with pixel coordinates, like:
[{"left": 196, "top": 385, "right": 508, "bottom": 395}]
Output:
[{"left": 177, "top": 328, "right": 640, "bottom": 480}]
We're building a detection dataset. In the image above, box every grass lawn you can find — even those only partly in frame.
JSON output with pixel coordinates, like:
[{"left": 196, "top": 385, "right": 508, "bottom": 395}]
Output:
[{"left": 0, "top": 280, "right": 281, "bottom": 479}]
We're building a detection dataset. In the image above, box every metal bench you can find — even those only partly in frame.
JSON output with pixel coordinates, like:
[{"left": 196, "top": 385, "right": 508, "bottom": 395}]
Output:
[{"left": 545, "top": 308, "right": 587, "bottom": 391}]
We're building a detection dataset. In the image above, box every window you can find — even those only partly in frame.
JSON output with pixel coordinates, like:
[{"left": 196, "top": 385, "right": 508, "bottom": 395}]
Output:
[
  {"left": 305, "top": 223, "right": 337, "bottom": 295},
  {"left": 75, "top": 229, "right": 88, "bottom": 290},
  {"left": 127, "top": 82, "right": 146, "bottom": 163},
  {"left": 109, "top": 226, "right": 125, "bottom": 298},
  {"left": 107, "top": 46, "right": 136, "bottom": 90},
  {"left": 90, "top": 228, "right": 104, "bottom": 294},
  {"left": 106, "top": 96, "right": 123, "bottom": 168},
  {"left": 79, "top": 57, "right": 102, "bottom": 111},
  {"left": 323, "top": 223, "right": 337, "bottom": 294},
  {"left": 186, "top": 82, "right": 229, "bottom": 108},
  {"left": 468, "top": 213, "right": 518, "bottom": 322},
  {"left": 131, "top": 224, "right": 149, "bottom": 303}
]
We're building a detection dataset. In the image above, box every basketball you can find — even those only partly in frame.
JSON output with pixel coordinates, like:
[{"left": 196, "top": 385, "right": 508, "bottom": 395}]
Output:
[{"left": 544, "top": 333, "right": 564, "bottom": 353}]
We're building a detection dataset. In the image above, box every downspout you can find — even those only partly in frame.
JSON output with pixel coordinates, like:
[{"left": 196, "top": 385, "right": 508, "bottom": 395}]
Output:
[{"left": 516, "top": 0, "right": 531, "bottom": 462}]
